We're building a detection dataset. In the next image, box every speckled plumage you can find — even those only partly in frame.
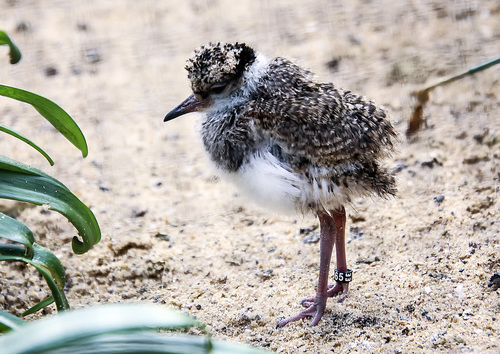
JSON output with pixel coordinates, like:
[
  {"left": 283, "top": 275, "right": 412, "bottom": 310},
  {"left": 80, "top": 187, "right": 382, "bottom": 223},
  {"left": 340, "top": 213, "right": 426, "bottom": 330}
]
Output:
[
  {"left": 178, "top": 42, "right": 396, "bottom": 213},
  {"left": 164, "top": 42, "right": 397, "bottom": 327},
  {"left": 185, "top": 42, "right": 256, "bottom": 97}
]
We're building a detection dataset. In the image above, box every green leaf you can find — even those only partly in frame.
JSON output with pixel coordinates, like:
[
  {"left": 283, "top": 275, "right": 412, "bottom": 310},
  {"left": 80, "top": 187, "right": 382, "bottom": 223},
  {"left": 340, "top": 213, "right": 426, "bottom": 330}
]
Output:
[
  {"left": 0, "top": 84, "right": 88, "bottom": 157},
  {"left": 0, "top": 30, "right": 22, "bottom": 64},
  {"left": 0, "top": 304, "right": 269, "bottom": 353},
  {"left": 0, "top": 304, "right": 201, "bottom": 354},
  {"left": 0, "top": 124, "right": 54, "bottom": 165},
  {"left": 43, "top": 333, "right": 270, "bottom": 354},
  {"left": 422, "top": 56, "right": 500, "bottom": 92},
  {"left": 0, "top": 212, "right": 35, "bottom": 254},
  {"left": 0, "top": 310, "right": 25, "bottom": 334},
  {"left": 0, "top": 156, "right": 101, "bottom": 254},
  {"left": 0, "top": 243, "right": 69, "bottom": 312},
  {"left": 22, "top": 296, "right": 55, "bottom": 316}
]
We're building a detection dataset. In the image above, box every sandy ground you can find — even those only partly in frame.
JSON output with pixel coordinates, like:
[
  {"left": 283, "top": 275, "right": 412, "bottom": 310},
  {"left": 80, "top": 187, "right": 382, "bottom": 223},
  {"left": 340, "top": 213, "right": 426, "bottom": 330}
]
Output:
[{"left": 1, "top": 0, "right": 499, "bottom": 352}]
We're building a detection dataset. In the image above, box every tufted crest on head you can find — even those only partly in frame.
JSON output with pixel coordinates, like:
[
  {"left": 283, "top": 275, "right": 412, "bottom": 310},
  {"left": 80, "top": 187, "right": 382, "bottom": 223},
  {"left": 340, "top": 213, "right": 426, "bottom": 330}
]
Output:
[{"left": 185, "top": 42, "right": 256, "bottom": 94}]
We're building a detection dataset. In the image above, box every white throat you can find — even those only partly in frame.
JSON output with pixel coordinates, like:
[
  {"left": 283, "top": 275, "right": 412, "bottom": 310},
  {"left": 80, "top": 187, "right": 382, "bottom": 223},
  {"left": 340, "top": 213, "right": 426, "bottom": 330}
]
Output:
[{"left": 241, "top": 52, "right": 271, "bottom": 95}]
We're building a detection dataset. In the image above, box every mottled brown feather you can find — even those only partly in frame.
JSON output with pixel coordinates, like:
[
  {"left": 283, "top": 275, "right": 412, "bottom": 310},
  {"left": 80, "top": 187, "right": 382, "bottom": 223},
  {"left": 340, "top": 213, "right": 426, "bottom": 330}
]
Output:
[{"left": 247, "top": 58, "right": 396, "bottom": 166}]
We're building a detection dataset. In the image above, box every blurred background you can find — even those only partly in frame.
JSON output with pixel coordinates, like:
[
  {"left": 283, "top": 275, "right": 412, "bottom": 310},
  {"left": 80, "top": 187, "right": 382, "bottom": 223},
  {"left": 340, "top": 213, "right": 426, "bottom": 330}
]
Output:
[{"left": 1, "top": 1, "right": 499, "bottom": 352}]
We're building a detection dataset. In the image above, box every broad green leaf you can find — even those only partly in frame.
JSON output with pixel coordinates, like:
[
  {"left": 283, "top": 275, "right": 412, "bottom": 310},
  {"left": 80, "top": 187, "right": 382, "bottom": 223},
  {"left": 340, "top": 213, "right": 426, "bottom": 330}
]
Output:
[
  {"left": 0, "top": 124, "right": 54, "bottom": 165},
  {"left": 0, "top": 304, "right": 201, "bottom": 354},
  {"left": 41, "top": 333, "right": 270, "bottom": 354},
  {"left": 0, "top": 212, "right": 35, "bottom": 253},
  {"left": 0, "top": 243, "right": 69, "bottom": 312},
  {"left": 0, "top": 242, "right": 26, "bottom": 258},
  {"left": 0, "top": 30, "right": 22, "bottom": 64},
  {"left": 0, "top": 155, "right": 45, "bottom": 176},
  {"left": 29, "top": 243, "right": 69, "bottom": 312},
  {"left": 23, "top": 296, "right": 55, "bottom": 316},
  {"left": 0, "top": 155, "right": 101, "bottom": 254},
  {"left": 31, "top": 242, "right": 67, "bottom": 291},
  {"left": 0, "top": 310, "right": 25, "bottom": 334},
  {"left": 0, "top": 84, "right": 88, "bottom": 157}
]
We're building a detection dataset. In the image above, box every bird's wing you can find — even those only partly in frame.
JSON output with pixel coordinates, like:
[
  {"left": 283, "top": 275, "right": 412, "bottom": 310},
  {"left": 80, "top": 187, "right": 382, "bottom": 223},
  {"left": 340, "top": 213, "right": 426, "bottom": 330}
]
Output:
[{"left": 247, "top": 58, "right": 396, "bottom": 166}]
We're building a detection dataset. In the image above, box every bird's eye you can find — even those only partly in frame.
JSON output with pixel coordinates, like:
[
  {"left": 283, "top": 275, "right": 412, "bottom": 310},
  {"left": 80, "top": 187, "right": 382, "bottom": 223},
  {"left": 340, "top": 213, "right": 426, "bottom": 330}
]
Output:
[
  {"left": 210, "top": 82, "right": 228, "bottom": 94},
  {"left": 194, "top": 91, "right": 209, "bottom": 100}
]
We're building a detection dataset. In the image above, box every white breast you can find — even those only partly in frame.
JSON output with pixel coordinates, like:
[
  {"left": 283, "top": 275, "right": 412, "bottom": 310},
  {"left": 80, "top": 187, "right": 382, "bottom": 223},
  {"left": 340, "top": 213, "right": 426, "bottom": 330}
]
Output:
[
  {"left": 219, "top": 150, "right": 303, "bottom": 214},
  {"left": 217, "top": 149, "right": 358, "bottom": 215}
]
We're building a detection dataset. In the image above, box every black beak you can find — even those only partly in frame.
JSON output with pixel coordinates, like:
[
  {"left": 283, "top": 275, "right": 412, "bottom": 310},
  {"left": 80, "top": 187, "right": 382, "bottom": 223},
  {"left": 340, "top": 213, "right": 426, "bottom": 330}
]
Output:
[{"left": 164, "top": 94, "right": 203, "bottom": 122}]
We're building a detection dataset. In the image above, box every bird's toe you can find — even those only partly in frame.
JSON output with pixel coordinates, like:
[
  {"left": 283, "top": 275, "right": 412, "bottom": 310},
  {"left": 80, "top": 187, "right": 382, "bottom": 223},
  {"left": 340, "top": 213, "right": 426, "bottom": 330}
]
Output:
[
  {"left": 326, "top": 281, "right": 350, "bottom": 302},
  {"left": 277, "top": 296, "right": 328, "bottom": 328}
]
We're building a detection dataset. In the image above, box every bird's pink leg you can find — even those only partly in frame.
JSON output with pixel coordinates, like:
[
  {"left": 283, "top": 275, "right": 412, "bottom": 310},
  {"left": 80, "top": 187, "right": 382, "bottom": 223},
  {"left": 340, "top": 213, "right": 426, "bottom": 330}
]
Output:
[
  {"left": 277, "top": 208, "right": 337, "bottom": 327},
  {"left": 300, "top": 207, "right": 350, "bottom": 307},
  {"left": 326, "top": 207, "right": 349, "bottom": 301}
]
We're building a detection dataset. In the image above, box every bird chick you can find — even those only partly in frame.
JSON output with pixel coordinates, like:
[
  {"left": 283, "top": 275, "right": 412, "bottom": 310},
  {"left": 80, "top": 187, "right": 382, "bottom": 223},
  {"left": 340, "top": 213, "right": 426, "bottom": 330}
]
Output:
[{"left": 165, "top": 42, "right": 396, "bottom": 327}]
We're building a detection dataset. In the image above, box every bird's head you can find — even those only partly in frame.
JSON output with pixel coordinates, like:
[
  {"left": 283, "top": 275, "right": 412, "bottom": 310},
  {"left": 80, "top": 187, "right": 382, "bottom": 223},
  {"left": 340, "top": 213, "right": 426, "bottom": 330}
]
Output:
[{"left": 164, "top": 42, "right": 256, "bottom": 121}]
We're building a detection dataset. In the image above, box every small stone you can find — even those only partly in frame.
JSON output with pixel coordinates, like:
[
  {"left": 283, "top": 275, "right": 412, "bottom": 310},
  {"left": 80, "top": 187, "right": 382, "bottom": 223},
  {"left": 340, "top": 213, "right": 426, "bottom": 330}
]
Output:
[
  {"left": 132, "top": 208, "right": 148, "bottom": 217},
  {"left": 99, "top": 184, "right": 110, "bottom": 192},
  {"left": 350, "top": 226, "right": 365, "bottom": 240},
  {"left": 226, "top": 257, "right": 243, "bottom": 266},
  {"left": 467, "top": 196, "right": 494, "bottom": 214},
  {"left": 455, "top": 131, "right": 467, "bottom": 139},
  {"left": 83, "top": 48, "right": 102, "bottom": 63},
  {"left": 192, "top": 291, "right": 204, "bottom": 299},
  {"left": 432, "top": 336, "right": 446, "bottom": 347},
  {"left": 302, "top": 234, "right": 320, "bottom": 244},
  {"left": 421, "top": 158, "right": 442, "bottom": 168},
  {"left": 214, "top": 276, "right": 227, "bottom": 284},
  {"left": 462, "top": 308, "right": 474, "bottom": 320},
  {"left": 462, "top": 155, "right": 490, "bottom": 164},
  {"left": 44, "top": 66, "right": 58, "bottom": 76},
  {"left": 349, "top": 214, "right": 366, "bottom": 223},
  {"left": 154, "top": 233, "right": 170, "bottom": 241},
  {"left": 356, "top": 256, "right": 381, "bottom": 264},
  {"left": 488, "top": 272, "right": 500, "bottom": 290},
  {"left": 299, "top": 225, "right": 318, "bottom": 235},
  {"left": 256, "top": 269, "right": 274, "bottom": 280},
  {"left": 472, "top": 128, "right": 497, "bottom": 146},
  {"left": 77, "top": 22, "right": 89, "bottom": 31},
  {"left": 434, "top": 195, "right": 445, "bottom": 204},
  {"left": 326, "top": 58, "right": 341, "bottom": 72}
]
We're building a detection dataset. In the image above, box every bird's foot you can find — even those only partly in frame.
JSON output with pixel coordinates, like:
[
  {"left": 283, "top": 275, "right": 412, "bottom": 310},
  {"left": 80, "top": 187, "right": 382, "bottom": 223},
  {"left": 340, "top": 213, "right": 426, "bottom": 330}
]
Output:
[
  {"left": 276, "top": 295, "right": 328, "bottom": 328},
  {"left": 300, "top": 281, "right": 350, "bottom": 308},
  {"left": 328, "top": 281, "right": 350, "bottom": 302}
]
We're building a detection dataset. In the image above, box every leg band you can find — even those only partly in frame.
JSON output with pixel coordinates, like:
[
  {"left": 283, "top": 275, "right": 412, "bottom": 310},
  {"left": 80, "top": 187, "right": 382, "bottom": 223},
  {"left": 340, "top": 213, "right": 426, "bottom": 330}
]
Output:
[{"left": 334, "top": 269, "right": 353, "bottom": 282}]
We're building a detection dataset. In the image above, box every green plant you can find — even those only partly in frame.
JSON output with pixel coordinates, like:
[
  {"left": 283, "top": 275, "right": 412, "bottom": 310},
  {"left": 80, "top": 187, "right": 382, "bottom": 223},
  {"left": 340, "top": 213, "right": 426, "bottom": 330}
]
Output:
[
  {"left": 0, "top": 304, "right": 269, "bottom": 353},
  {"left": 0, "top": 31, "right": 101, "bottom": 315}
]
